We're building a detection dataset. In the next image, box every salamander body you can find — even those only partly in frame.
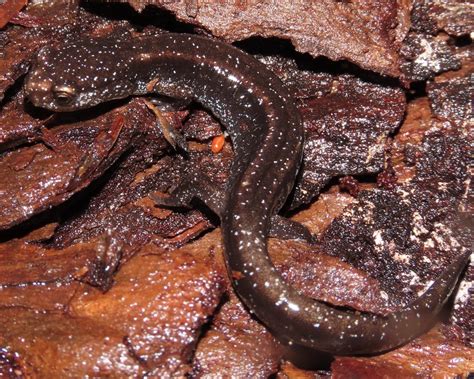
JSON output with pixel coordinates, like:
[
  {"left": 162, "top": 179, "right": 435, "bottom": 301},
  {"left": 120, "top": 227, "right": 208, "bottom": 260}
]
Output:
[{"left": 25, "top": 33, "right": 469, "bottom": 355}]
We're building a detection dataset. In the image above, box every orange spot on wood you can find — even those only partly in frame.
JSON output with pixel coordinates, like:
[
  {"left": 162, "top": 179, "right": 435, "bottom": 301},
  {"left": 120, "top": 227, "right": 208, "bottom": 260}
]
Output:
[{"left": 211, "top": 135, "right": 225, "bottom": 153}]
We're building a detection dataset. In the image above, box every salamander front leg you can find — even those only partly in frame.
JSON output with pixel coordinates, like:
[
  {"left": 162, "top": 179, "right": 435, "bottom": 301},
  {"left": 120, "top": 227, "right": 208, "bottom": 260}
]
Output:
[{"left": 143, "top": 99, "right": 188, "bottom": 153}]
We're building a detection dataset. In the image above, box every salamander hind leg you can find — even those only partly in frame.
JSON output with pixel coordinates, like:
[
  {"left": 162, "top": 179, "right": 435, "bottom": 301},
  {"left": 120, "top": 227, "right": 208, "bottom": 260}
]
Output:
[
  {"left": 269, "top": 215, "right": 316, "bottom": 244},
  {"left": 150, "top": 174, "right": 314, "bottom": 245},
  {"left": 150, "top": 172, "right": 225, "bottom": 216}
]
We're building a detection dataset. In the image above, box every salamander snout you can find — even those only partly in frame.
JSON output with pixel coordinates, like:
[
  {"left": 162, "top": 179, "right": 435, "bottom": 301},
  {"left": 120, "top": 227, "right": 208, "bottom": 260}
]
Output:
[
  {"left": 25, "top": 76, "right": 78, "bottom": 111},
  {"left": 25, "top": 38, "right": 139, "bottom": 112},
  {"left": 25, "top": 46, "right": 81, "bottom": 111}
]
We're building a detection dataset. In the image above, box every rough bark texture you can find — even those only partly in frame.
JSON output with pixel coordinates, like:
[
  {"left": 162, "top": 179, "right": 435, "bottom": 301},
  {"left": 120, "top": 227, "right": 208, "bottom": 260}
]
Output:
[
  {"left": 400, "top": 0, "right": 473, "bottom": 81},
  {"left": 127, "top": 0, "right": 412, "bottom": 77}
]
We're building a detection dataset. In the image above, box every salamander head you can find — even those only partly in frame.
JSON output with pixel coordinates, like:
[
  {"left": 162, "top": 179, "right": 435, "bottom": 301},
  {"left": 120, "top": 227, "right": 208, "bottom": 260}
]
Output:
[{"left": 25, "top": 38, "right": 137, "bottom": 112}]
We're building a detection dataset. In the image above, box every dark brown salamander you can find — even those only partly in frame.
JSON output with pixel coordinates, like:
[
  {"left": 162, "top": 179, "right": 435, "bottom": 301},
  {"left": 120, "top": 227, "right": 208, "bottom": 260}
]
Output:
[{"left": 24, "top": 33, "right": 469, "bottom": 355}]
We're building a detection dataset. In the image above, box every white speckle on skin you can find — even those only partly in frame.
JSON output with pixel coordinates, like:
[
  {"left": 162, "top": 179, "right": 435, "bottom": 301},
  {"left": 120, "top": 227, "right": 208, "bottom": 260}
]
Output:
[{"left": 288, "top": 302, "right": 300, "bottom": 312}]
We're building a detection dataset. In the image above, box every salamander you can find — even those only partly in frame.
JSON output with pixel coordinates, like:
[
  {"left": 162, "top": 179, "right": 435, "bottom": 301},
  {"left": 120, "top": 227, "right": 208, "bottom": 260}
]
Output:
[{"left": 24, "top": 33, "right": 469, "bottom": 355}]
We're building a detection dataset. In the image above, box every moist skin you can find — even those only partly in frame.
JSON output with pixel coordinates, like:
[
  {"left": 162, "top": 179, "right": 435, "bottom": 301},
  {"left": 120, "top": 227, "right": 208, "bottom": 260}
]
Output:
[{"left": 25, "top": 33, "right": 470, "bottom": 355}]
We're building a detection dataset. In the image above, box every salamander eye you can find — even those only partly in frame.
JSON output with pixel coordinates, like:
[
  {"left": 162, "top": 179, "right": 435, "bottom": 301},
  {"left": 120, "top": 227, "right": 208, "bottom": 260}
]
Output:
[{"left": 52, "top": 85, "right": 76, "bottom": 105}]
